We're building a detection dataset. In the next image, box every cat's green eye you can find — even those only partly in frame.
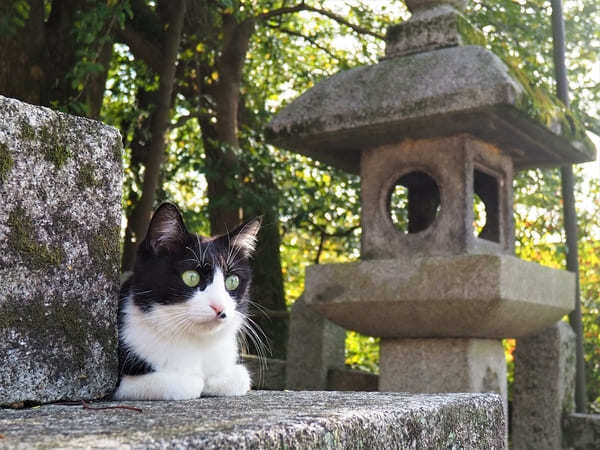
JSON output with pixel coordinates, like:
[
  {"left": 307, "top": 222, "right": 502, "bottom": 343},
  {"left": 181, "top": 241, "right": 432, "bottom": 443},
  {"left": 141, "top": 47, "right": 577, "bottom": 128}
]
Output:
[
  {"left": 225, "top": 274, "right": 240, "bottom": 291},
  {"left": 182, "top": 270, "right": 200, "bottom": 287}
]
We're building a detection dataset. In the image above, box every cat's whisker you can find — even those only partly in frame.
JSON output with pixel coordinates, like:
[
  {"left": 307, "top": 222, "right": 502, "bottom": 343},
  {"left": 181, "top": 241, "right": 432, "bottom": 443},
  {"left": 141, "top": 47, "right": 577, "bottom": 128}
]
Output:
[
  {"left": 246, "top": 300, "right": 271, "bottom": 321},
  {"left": 185, "top": 245, "right": 201, "bottom": 265},
  {"left": 237, "top": 319, "right": 269, "bottom": 387},
  {"left": 201, "top": 239, "right": 213, "bottom": 266}
]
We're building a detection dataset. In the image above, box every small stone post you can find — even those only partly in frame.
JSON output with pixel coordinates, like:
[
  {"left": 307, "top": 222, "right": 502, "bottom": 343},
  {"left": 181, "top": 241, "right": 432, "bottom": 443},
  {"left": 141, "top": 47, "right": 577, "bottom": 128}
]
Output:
[
  {"left": 512, "top": 321, "right": 576, "bottom": 449},
  {"left": 0, "top": 96, "right": 122, "bottom": 404},
  {"left": 286, "top": 295, "right": 346, "bottom": 390}
]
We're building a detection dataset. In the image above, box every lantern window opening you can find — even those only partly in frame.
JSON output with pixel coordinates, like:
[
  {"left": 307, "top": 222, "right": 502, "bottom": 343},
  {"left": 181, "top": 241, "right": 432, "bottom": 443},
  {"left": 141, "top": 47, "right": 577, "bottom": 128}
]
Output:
[{"left": 388, "top": 170, "right": 441, "bottom": 234}]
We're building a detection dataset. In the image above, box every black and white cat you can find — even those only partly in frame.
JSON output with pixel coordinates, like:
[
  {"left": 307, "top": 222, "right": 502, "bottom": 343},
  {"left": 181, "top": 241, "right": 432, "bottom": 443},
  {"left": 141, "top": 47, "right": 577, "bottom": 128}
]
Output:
[{"left": 114, "top": 203, "right": 261, "bottom": 400}]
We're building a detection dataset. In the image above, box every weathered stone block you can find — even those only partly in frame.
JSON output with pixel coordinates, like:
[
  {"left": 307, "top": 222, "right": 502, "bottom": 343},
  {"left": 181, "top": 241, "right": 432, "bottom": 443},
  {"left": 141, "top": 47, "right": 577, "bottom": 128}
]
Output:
[
  {"left": 512, "top": 321, "right": 576, "bottom": 450},
  {"left": 385, "top": 5, "right": 483, "bottom": 58},
  {"left": 304, "top": 254, "right": 574, "bottom": 338},
  {"left": 0, "top": 391, "right": 506, "bottom": 449},
  {"left": 361, "top": 135, "right": 514, "bottom": 259},
  {"left": 563, "top": 413, "right": 600, "bottom": 450},
  {"left": 286, "top": 295, "right": 346, "bottom": 390},
  {"left": 0, "top": 95, "right": 122, "bottom": 404}
]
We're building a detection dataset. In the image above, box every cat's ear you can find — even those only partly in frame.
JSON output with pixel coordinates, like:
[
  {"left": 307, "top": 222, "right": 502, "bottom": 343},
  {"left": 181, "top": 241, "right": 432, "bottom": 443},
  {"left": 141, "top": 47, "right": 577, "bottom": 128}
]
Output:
[
  {"left": 229, "top": 217, "right": 262, "bottom": 257},
  {"left": 144, "top": 202, "right": 187, "bottom": 253}
]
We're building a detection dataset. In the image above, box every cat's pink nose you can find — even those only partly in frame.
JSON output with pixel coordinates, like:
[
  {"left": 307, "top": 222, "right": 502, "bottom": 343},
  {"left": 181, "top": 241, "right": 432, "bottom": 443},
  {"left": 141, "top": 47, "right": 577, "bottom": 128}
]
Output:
[{"left": 210, "top": 304, "right": 226, "bottom": 319}]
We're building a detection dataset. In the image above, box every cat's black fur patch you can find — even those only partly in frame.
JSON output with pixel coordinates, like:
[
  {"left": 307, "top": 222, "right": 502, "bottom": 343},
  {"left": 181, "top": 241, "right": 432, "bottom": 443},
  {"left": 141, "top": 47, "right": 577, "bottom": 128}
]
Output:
[{"left": 117, "top": 203, "right": 258, "bottom": 378}]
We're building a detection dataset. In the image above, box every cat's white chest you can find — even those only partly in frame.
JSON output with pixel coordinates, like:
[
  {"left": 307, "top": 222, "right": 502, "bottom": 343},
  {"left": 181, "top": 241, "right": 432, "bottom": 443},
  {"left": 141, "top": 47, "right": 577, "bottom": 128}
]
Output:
[{"left": 121, "top": 296, "right": 238, "bottom": 377}]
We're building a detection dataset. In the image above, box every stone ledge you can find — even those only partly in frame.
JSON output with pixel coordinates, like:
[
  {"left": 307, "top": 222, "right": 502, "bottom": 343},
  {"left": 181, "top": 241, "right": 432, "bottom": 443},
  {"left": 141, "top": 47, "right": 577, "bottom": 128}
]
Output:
[
  {"left": 0, "top": 391, "right": 505, "bottom": 449},
  {"left": 304, "top": 254, "right": 574, "bottom": 338}
]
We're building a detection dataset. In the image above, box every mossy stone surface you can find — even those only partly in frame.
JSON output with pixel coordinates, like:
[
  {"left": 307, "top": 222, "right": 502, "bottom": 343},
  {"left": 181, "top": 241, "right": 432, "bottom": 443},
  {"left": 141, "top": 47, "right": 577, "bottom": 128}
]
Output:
[
  {"left": 77, "top": 163, "right": 98, "bottom": 189},
  {"left": 0, "top": 142, "right": 14, "bottom": 183},
  {"left": 0, "top": 95, "right": 122, "bottom": 405},
  {"left": 7, "top": 206, "right": 65, "bottom": 270}
]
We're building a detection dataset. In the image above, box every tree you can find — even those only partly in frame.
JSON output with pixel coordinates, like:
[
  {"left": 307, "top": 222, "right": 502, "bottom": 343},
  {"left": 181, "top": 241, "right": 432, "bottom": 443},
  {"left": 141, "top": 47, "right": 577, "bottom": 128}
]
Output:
[{"left": 0, "top": 0, "right": 127, "bottom": 118}]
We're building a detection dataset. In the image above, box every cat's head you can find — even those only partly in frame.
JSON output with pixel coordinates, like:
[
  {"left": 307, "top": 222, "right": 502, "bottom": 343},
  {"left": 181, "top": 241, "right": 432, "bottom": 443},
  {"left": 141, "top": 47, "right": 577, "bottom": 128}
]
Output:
[{"left": 129, "top": 202, "right": 260, "bottom": 336}]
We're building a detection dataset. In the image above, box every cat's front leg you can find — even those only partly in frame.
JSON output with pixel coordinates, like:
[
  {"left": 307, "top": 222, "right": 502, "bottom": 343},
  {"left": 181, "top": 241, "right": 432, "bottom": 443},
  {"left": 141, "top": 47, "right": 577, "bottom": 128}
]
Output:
[
  {"left": 114, "top": 372, "right": 205, "bottom": 401},
  {"left": 203, "top": 364, "right": 251, "bottom": 396}
]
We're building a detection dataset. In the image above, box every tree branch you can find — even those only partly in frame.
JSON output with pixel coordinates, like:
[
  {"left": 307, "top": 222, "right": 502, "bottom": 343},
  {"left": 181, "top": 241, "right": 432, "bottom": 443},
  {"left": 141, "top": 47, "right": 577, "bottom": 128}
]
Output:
[
  {"left": 253, "top": 3, "right": 385, "bottom": 40},
  {"left": 268, "top": 24, "right": 343, "bottom": 62},
  {"left": 169, "top": 112, "right": 213, "bottom": 129}
]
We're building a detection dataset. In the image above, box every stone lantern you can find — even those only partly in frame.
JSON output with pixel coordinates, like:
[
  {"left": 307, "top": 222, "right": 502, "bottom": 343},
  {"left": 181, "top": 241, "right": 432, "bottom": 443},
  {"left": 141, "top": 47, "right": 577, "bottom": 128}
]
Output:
[{"left": 266, "top": 0, "right": 595, "bottom": 413}]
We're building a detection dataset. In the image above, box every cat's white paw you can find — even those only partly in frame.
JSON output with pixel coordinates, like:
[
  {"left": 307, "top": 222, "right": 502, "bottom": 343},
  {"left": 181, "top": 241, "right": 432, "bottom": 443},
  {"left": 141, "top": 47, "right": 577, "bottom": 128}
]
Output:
[
  {"left": 164, "top": 373, "right": 205, "bottom": 400},
  {"left": 203, "top": 364, "right": 251, "bottom": 396},
  {"left": 114, "top": 372, "right": 205, "bottom": 401}
]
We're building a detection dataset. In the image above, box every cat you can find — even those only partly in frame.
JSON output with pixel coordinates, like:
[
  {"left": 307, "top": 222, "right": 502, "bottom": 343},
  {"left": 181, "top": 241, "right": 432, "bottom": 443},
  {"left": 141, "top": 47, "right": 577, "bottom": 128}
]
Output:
[{"left": 114, "top": 202, "right": 261, "bottom": 400}]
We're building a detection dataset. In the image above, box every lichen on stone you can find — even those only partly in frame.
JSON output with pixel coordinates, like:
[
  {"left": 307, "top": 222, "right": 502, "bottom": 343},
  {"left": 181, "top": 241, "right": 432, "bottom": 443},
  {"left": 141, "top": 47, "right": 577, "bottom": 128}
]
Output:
[
  {"left": 7, "top": 206, "right": 65, "bottom": 270},
  {"left": 19, "top": 118, "right": 36, "bottom": 141},
  {"left": 40, "top": 122, "right": 72, "bottom": 169},
  {"left": 112, "top": 140, "right": 122, "bottom": 163},
  {"left": 0, "top": 293, "right": 113, "bottom": 375},
  {"left": 0, "top": 142, "right": 14, "bottom": 183},
  {"left": 87, "top": 222, "right": 120, "bottom": 278},
  {"left": 77, "top": 163, "right": 98, "bottom": 189}
]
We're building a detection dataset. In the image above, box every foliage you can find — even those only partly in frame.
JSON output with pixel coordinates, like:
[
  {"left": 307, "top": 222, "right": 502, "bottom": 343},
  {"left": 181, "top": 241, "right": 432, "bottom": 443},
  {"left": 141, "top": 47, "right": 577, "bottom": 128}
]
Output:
[{"left": 0, "top": 0, "right": 30, "bottom": 36}]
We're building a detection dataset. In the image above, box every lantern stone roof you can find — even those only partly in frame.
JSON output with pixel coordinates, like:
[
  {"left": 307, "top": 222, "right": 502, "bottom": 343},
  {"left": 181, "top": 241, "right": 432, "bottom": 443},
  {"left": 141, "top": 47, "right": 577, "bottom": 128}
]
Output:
[{"left": 266, "top": 44, "right": 595, "bottom": 174}]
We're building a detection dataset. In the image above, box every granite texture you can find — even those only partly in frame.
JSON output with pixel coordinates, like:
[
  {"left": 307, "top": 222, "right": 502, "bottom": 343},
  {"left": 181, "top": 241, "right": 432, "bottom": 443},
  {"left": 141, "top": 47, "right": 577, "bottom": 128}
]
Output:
[
  {"left": 360, "top": 136, "right": 514, "bottom": 259},
  {"left": 0, "top": 391, "right": 506, "bottom": 449},
  {"left": 303, "top": 254, "right": 574, "bottom": 338},
  {"left": 266, "top": 45, "right": 594, "bottom": 173},
  {"left": 286, "top": 295, "right": 346, "bottom": 390},
  {"left": 512, "top": 321, "right": 576, "bottom": 450},
  {"left": 0, "top": 95, "right": 122, "bottom": 404}
]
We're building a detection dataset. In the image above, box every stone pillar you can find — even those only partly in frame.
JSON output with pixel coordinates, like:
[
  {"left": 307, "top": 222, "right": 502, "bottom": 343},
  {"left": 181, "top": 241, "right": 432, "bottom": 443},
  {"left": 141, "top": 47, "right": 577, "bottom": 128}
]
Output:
[
  {"left": 0, "top": 96, "right": 122, "bottom": 405},
  {"left": 286, "top": 295, "right": 346, "bottom": 389},
  {"left": 512, "top": 321, "right": 576, "bottom": 450},
  {"left": 380, "top": 338, "right": 507, "bottom": 401}
]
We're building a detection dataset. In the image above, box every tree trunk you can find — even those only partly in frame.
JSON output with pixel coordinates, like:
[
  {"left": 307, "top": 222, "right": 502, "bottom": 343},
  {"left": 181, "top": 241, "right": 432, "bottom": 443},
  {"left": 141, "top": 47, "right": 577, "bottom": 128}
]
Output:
[
  {"left": 551, "top": 0, "right": 587, "bottom": 413},
  {"left": 0, "top": 0, "right": 112, "bottom": 118},
  {"left": 121, "top": 0, "right": 187, "bottom": 270}
]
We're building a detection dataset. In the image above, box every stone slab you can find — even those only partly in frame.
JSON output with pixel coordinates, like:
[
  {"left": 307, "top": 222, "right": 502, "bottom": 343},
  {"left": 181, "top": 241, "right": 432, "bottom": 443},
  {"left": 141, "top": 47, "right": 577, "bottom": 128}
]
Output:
[
  {"left": 0, "top": 391, "right": 506, "bottom": 449},
  {"left": 563, "top": 413, "right": 600, "bottom": 450},
  {"left": 0, "top": 95, "right": 122, "bottom": 404},
  {"left": 286, "top": 295, "right": 346, "bottom": 390},
  {"left": 512, "top": 321, "right": 576, "bottom": 450},
  {"left": 304, "top": 254, "right": 574, "bottom": 338},
  {"left": 266, "top": 45, "right": 594, "bottom": 173}
]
